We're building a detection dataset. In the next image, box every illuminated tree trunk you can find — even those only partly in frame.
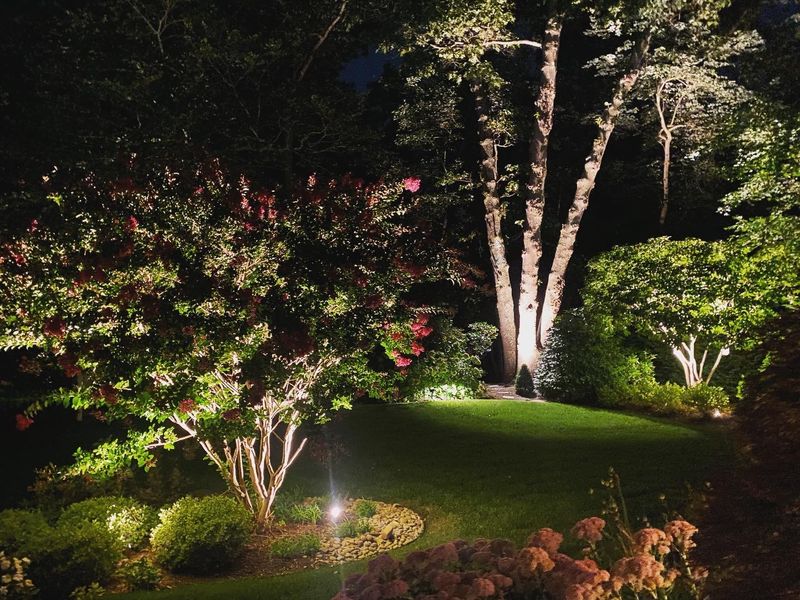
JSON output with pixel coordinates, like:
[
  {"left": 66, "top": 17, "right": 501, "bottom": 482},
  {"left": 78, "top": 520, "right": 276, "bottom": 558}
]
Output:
[
  {"left": 671, "top": 335, "right": 729, "bottom": 387},
  {"left": 655, "top": 77, "right": 687, "bottom": 228},
  {"left": 517, "top": 5, "right": 562, "bottom": 376},
  {"left": 169, "top": 356, "right": 336, "bottom": 529},
  {"left": 472, "top": 81, "right": 517, "bottom": 382},
  {"left": 538, "top": 33, "right": 652, "bottom": 347}
]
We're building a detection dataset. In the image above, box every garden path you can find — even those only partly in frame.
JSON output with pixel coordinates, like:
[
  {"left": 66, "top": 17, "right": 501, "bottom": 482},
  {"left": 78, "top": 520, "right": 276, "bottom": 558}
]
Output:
[{"left": 484, "top": 384, "right": 546, "bottom": 402}]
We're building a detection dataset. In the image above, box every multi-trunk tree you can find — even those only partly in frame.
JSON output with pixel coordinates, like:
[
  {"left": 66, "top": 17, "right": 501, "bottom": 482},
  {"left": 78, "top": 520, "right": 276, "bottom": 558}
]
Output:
[{"left": 395, "top": 0, "right": 731, "bottom": 381}]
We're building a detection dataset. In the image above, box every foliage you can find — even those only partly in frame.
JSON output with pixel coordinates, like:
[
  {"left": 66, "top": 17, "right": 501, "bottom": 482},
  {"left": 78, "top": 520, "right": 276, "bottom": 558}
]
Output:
[
  {"left": 0, "top": 551, "right": 36, "bottom": 600},
  {"left": 69, "top": 583, "right": 106, "bottom": 600},
  {"left": 26, "top": 463, "right": 129, "bottom": 519},
  {"left": 696, "top": 310, "right": 800, "bottom": 599},
  {"left": 334, "top": 519, "right": 371, "bottom": 539},
  {"left": 0, "top": 509, "right": 50, "bottom": 554},
  {"left": 58, "top": 496, "right": 157, "bottom": 551},
  {"left": 115, "top": 558, "right": 161, "bottom": 592},
  {"left": 17, "top": 522, "right": 120, "bottom": 600},
  {"left": 534, "top": 310, "right": 654, "bottom": 405},
  {"left": 601, "top": 380, "right": 730, "bottom": 416},
  {"left": 0, "top": 165, "right": 450, "bottom": 523},
  {"left": 401, "top": 321, "right": 493, "bottom": 401},
  {"left": 269, "top": 534, "right": 322, "bottom": 559},
  {"left": 150, "top": 495, "right": 254, "bottom": 574},
  {"left": 334, "top": 510, "right": 706, "bottom": 599},
  {"left": 353, "top": 500, "right": 378, "bottom": 519},
  {"left": 286, "top": 501, "right": 324, "bottom": 525},
  {"left": 514, "top": 365, "right": 535, "bottom": 398},
  {"left": 584, "top": 236, "right": 797, "bottom": 387}
]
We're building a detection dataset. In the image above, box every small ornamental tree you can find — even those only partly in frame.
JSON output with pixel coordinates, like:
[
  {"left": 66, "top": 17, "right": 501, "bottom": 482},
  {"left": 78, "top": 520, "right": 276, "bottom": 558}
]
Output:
[
  {"left": 583, "top": 237, "right": 796, "bottom": 388},
  {"left": 0, "top": 165, "right": 442, "bottom": 527}
]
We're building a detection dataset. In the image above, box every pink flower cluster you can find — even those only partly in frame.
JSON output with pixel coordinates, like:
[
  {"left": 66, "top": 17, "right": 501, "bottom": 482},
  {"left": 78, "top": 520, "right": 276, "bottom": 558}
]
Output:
[{"left": 333, "top": 517, "right": 705, "bottom": 600}]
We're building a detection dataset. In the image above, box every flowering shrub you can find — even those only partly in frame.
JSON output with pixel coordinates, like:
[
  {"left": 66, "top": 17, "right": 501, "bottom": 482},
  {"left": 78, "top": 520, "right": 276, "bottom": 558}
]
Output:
[
  {"left": 334, "top": 473, "right": 707, "bottom": 600},
  {"left": 0, "top": 165, "right": 454, "bottom": 526},
  {"left": 0, "top": 551, "right": 36, "bottom": 599},
  {"left": 150, "top": 495, "right": 254, "bottom": 574},
  {"left": 115, "top": 557, "right": 160, "bottom": 592}
]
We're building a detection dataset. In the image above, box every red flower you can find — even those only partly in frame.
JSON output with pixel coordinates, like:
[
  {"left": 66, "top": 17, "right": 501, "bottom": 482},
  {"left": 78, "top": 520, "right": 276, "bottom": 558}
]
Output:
[
  {"left": 57, "top": 352, "right": 81, "bottom": 378},
  {"left": 390, "top": 331, "right": 404, "bottom": 341},
  {"left": 28, "top": 219, "right": 39, "bottom": 233},
  {"left": 402, "top": 177, "right": 421, "bottom": 193},
  {"left": 126, "top": 215, "right": 139, "bottom": 231},
  {"left": 411, "top": 322, "right": 433, "bottom": 338},
  {"left": 43, "top": 316, "right": 67, "bottom": 339},
  {"left": 411, "top": 341, "right": 425, "bottom": 356},
  {"left": 178, "top": 398, "right": 197, "bottom": 414},
  {"left": 414, "top": 314, "right": 430, "bottom": 326},
  {"left": 98, "top": 384, "right": 119, "bottom": 405},
  {"left": 15, "top": 414, "right": 34, "bottom": 431},
  {"left": 222, "top": 408, "right": 241, "bottom": 421},
  {"left": 395, "top": 355, "right": 412, "bottom": 368}
]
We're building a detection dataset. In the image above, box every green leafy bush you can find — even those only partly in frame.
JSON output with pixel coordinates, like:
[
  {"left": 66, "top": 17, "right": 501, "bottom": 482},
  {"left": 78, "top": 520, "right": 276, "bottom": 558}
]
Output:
[
  {"left": 682, "top": 383, "right": 730, "bottom": 413},
  {"left": 269, "top": 533, "right": 321, "bottom": 558},
  {"left": 535, "top": 310, "right": 654, "bottom": 405},
  {"left": 24, "top": 522, "right": 120, "bottom": 600},
  {"left": 58, "top": 496, "right": 157, "bottom": 550},
  {"left": 334, "top": 518, "right": 370, "bottom": 538},
  {"left": 0, "top": 508, "right": 120, "bottom": 599},
  {"left": 404, "top": 322, "right": 494, "bottom": 401},
  {"left": 353, "top": 499, "right": 377, "bottom": 519},
  {"left": 116, "top": 558, "right": 160, "bottom": 591},
  {"left": 0, "top": 509, "right": 50, "bottom": 554},
  {"left": 515, "top": 364, "right": 535, "bottom": 398},
  {"left": 150, "top": 495, "right": 253, "bottom": 574}
]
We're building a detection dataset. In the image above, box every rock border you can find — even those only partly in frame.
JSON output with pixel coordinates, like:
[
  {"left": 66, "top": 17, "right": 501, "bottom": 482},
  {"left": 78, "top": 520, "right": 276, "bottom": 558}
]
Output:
[{"left": 314, "top": 501, "right": 424, "bottom": 564}]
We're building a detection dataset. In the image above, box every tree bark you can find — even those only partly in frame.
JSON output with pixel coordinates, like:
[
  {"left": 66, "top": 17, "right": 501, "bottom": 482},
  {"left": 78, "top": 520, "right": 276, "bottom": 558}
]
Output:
[
  {"left": 517, "top": 5, "right": 562, "bottom": 376},
  {"left": 659, "top": 131, "right": 671, "bottom": 227},
  {"left": 538, "top": 33, "right": 652, "bottom": 346},
  {"left": 472, "top": 81, "right": 517, "bottom": 382}
]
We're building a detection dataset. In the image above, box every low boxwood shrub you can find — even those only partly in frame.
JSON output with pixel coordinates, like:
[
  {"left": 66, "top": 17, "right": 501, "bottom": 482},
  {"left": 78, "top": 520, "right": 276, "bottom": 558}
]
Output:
[
  {"left": 269, "top": 533, "right": 321, "bottom": 558},
  {"left": 24, "top": 522, "right": 120, "bottom": 600},
  {"left": 353, "top": 499, "right": 377, "bottom": 519},
  {"left": 58, "top": 496, "right": 158, "bottom": 550},
  {"left": 150, "top": 495, "right": 253, "bottom": 574}
]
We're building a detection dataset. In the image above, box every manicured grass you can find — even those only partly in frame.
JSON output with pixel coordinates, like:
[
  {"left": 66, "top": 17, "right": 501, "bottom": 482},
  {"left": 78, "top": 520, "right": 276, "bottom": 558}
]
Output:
[{"left": 122, "top": 400, "right": 731, "bottom": 600}]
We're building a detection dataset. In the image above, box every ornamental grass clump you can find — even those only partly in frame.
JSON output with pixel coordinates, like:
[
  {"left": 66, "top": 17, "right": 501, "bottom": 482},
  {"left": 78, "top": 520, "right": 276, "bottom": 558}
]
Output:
[{"left": 334, "top": 470, "right": 707, "bottom": 600}]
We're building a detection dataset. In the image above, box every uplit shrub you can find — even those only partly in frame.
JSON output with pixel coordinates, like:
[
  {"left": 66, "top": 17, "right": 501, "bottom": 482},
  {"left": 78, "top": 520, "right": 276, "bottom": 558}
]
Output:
[
  {"left": 150, "top": 495, "right": 253, "bottom": 574},
  {"left": 682, "top": 383, "right": 730, "bottom": 413},
  {"left": 269, "top": 533, "right": 321, "bottom": 559},
  {"left": 116, "top": 557, "right": 161, "bottom": 591},
  {"left": 353, "top": 499, "right": 377, "bottom": 519},
  {"left": 404, "top": 322, "right": 495, "bottom": 401},
  {"left": 23, "top": 522, "right": 120, "bottom": 600},
  {"left": 58, "top": 496, "right": 158, "bottom": 550},
  {"left": 515, "top": 364, "right": 535, "bottom": 398},
  {"left": 535, "top": 309, "right": 654, "bottom": 405}
]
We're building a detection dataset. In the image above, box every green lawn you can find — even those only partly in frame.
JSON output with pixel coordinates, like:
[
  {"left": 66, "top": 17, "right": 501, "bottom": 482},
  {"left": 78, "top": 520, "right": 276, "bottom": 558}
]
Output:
[{"left": 121, "top": 399, "right": 731, "bottom": 600}]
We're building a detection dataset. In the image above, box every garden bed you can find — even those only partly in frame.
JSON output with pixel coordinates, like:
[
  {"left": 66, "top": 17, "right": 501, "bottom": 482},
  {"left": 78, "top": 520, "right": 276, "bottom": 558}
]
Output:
[{"left": 157, "top": 499, "right": 423, "bottom": 589}]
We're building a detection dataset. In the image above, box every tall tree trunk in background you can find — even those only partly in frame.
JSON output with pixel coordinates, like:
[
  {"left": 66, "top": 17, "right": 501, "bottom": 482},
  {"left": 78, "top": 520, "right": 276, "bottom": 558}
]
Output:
[
  {"left": 658, "top": 128, "right": 672, "bottom": 227},
  {"left": 655, "top": 77, "right": 686, "bottom": 228},
  {"left": 517, "top": 5, "right": 562, "bottom": 377},
  {"left": 538, "top": 33, "right": 652, "bottom": 346},
  {"left": 472, "top": 81, "right": 517, "bottom": 382}
]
